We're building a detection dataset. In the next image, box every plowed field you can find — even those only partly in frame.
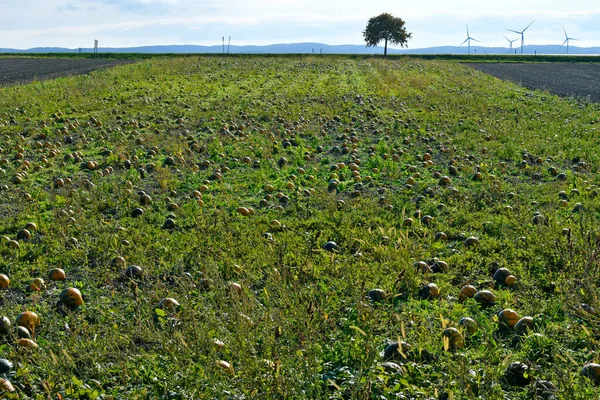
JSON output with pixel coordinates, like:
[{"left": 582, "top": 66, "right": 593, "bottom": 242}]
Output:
[
  {"left": 0, "top": 57, "right": 132, "bottom": 86},
  {"left": 469, "top": 62, "right": 600, "bottom": 102}
]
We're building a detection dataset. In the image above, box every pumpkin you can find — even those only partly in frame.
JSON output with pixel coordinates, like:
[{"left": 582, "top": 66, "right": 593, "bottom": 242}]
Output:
[
  {"left": 581, "top": 363, "right": 600, "bottom": 384},
  {"left": 442, "top": 327, "right": 464, "bottom": 350},
  {"left": 228, "top": 282, "right": 243, "bottom": 296},
  {"left": 505, "top": 362, "right": 533, "bottom": 387},
  {"left": 16, "top": 311, "right": 39, "bottom": 332},
  {"left": 504, "top": 275, "right": 517, "bottom": 287},
  {"left": 60, "top": 288, "right": 83, "bottom": 308},
  {"left": 459, "top": 317, "right": 478, "bottom": 335},
  {"left": 514, "top": 317, "right": 535, "bottom": 336},
  {"left": 367, "top": 289, "right": 386, "bottom": 303},
  {"left": 459, "top": 285, "right": 477, "bottom": 301},
  {"left": 474, "top": 290, "right": 495, "bottom": 307},
  {"left": 383, "top": 341, "right": 411, "bottom": 361},
  {"left": 18, "top": 338, "right": 38, "bottom": 349},
  {"left": 463, "top": 237, "right": 479, "bottom": 247},
  {"left": 0, "top": 316, "right": 11, "bottom": 335},
  {"left": 418, "top": 283, "right": 440, "bottom": 300},
  {"left": 48, "top": 268, "right": 66, "bottom": 281},
  {"left": 498, "top": 309, "right": 520, "bottom": 329},
  {"left": 0, "top": 359, "right": 12, "bottom": 374},
  {"left": 29, "top": 278, "right": 45, "bottom": 292},
  {"left": 16, "top": 326, "right": 30, "bottom": 339},
  {"left": 323, "top": 241, "right": 338, "bottom": 252},
  {"left": 0, "top": 274, "right": 9, "bottom": 289},
  {"left": 157, "top": 298, "right": 180, "bottom": 312},
  {"left": 125, "top": 265, "right": 143, "bottom": 279},
  {"left": 0, "top": 378, "right": 15, "bottom": 393},
  {"left": 414, "top": 261, "right": 431, "bottom": 273},
  {"left": 493, "top": 268, "right": 511, "bottom": 285}
]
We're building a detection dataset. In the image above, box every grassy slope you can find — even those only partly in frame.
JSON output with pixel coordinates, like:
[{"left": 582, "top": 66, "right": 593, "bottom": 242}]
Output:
[{"left": 0, "top": 57, "right": 599, "bottom": 399}]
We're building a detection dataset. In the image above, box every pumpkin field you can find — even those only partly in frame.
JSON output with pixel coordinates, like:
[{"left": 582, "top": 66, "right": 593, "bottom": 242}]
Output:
[{"left": 1, "top": 56, "right": 600, "bottom": 399}]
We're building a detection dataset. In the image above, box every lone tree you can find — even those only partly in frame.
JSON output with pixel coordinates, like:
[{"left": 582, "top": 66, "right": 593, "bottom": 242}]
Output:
[{"left": 363, "top": 13, "right": 412, "bottom": 56}]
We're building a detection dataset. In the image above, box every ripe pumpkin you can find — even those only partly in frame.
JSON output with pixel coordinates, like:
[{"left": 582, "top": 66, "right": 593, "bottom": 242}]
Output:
[
  {"left": 418, "top": 283, "right": 440, "bottom": 300},
  {"left": 0, "top": 378, "right": 15, "bottom": 392},
  {"left": 157, "top": 298, "right": 180, "bottom": 312},
  {"left": 514, "top": 316, "right": 535, "bottom": 336},
  {"left": 17, "top": 338, "right": 38, "bottom": 349},
  {"left": 474, "top": 290, "right": 495, "bottom": 307},
  {"left": 48, "top": 268, "right": 66, "bottom": 281},
  {"left": 463, "top": 237, "right": 479, "bottom": 247},
  {"left": 581, "top": 363, "right": 600, "bottom": 384},
  {"left": 458, "top": 285, "right": 477, "bottom": 301},
  {"left": 29, "top": 278, "right": 45, "bottom": 291},
  {"left": 383, "top": 341, "right": 411, "bottom": 361},
  {"left": 16, "top": 311, "right": 39, "bottom": 332},
  {"left": 0, "top": 274, "right": 9, "bottom": 289},
  {"left": 504, "top": 275, "right": 517, "bottom": 287},
  {"left": 442, "top": 327, "right": 464, "bottom": 350},
  {"left": 60, "top": 288, "right": 83, "bottom": 308},
  {"left": 498, "top": 309, "right": 520, "bottom": 329}
]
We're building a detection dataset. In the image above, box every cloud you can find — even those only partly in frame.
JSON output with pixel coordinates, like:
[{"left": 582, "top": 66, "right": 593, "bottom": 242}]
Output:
[{"left": 1, "top": 1, "right": 600, "bottom": 49}]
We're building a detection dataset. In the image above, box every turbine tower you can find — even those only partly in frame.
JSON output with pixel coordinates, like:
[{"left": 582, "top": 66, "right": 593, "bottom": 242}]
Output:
[
  {"left": 561, "top": 26, "right": 578, "bottom": 54},
  {"left": 460, "top": 25, "right": 480, "bottom": 54},
  {"left": 507, "top": 21, "right": 534, "bottom": 54},
  {"left": 503, "top": 35, "right": 519, "bottom": 53}
]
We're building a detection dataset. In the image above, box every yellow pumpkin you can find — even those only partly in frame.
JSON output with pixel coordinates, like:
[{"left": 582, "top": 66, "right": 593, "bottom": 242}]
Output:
[{"left": 442, "top": 327, "right": 464, "bottom": 350}]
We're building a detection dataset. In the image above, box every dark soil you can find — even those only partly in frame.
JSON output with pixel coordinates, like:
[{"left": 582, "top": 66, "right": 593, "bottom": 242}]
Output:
[
  {"left": 468, "top": 63, "right": 600, "bottom": 102},
  {"left": 0, "top": 58, "right": 132, "bottom": 86}
]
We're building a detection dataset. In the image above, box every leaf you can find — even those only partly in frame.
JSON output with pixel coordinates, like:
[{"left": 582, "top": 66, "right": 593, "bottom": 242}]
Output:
[{"left": 155, "top": 308, "right": 167, "bottom": 317}]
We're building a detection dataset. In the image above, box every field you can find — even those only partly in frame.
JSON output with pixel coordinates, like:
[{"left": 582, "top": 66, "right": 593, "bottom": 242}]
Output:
[
  {"left": 469, "top": 63, "right": 600, "bottom": 103},
  {"left": 0, "top": 58, "right": 131, "bottom": 86},
  {"left": 0, "top": 56, "right": 600, "bottom": 399}
]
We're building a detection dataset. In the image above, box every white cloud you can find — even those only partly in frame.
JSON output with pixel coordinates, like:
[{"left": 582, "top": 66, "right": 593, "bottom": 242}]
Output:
[{"left": 0, "top": 0, "right": 599, "bottom": 49}]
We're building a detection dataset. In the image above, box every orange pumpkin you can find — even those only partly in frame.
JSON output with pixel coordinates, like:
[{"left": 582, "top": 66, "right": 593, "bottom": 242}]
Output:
[
  {"left": 0, "top": 274, "right": 9, "bottom": 289},
  {"left": 498, "top": 309, "right": 520, "bottom": 328},
  {"left": 29, "top": 278, "right": 45, "bottom": 292},
  {"left": 458, "top": 285, "right": 477, "bottom": 301},
  {"left": 60, "top": 288, "right": 83, "bottom": 308},
  {"left": 48, "top": 268, "right": 66, "bottom": 281},
  {"left": 16, "top": 311, "right": 39, "bottom": 332}
]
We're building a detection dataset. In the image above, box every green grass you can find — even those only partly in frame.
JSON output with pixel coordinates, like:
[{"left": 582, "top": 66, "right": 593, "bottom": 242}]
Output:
[{"left": 0, "top": 56, "right": 599, "bottom": 399}]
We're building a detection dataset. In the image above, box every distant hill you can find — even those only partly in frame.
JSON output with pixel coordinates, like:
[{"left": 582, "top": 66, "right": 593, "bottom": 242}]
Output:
[{"left": 1, "top": 42, "right": 599, "bottom": 55}]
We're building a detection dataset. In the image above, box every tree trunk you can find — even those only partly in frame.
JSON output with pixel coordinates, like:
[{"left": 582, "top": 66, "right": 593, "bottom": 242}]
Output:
[{"left": 384, "top": 38, "right": 388, "bottom": 57}]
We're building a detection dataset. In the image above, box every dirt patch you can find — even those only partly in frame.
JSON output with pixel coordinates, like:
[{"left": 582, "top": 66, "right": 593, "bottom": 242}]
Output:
[
  {"left": 468, "top": 63, "right": 600, "bottom": 102},
  {"left": 0, "top": 58, "right": 133, "bottom": 86}
]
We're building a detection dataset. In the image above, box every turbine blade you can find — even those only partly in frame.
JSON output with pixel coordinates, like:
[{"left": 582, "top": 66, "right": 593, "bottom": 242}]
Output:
[
  {"left": 560, "top": 39, "right": 567, "bottom": 47},
  {"left": 563, "top": 25, "right": 568, "bottom": 39},
  {"left": 503, "top": 34, "right": 509, "bottom": 41},
  {"left": 471, "top": 38, "right": 481, "bottom": 43},
  {"left": 466, "top": 25, "right": 470, "bottom": 36},
  {"left": 459, "top": 38, "right": 469, "bottom": 46},
  {"left": 523, "top": 21, "right": 534, "bottom": 32},
  {"left": 507, "top": 29, "right": 520, "bottom": 34}
]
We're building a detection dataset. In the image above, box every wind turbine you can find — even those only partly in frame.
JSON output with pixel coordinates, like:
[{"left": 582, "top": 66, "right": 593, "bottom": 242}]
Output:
[
  {"left": 460, "top": 25, "right": 480, "bottom": 54},
  {"left": 507, "top": 21, "right": 534, "bottom": 54},
  {"left": 503, "top": 35, "right": 519, "bottom": 53},
  {"left": 561, "top": 26, "right": 579, "bottom": 54}
]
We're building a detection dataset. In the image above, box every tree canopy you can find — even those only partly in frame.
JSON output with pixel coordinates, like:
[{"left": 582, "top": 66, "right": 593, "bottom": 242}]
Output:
[{"left": 363, "top": 13, "right": 412, "bottom": 56}]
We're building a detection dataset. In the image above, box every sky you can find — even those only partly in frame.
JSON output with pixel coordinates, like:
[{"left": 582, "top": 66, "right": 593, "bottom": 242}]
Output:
[{"left": 0, "top": 0, "right": 599, "bottom": 49}]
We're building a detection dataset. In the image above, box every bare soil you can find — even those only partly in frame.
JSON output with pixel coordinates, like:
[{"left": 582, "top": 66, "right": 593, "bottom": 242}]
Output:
[
  {"left": 0, "top": 58, "right": 132, "bottom": 86},
  {"left": 469, "top": 63, "right": 600, "bottom": 102}
]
